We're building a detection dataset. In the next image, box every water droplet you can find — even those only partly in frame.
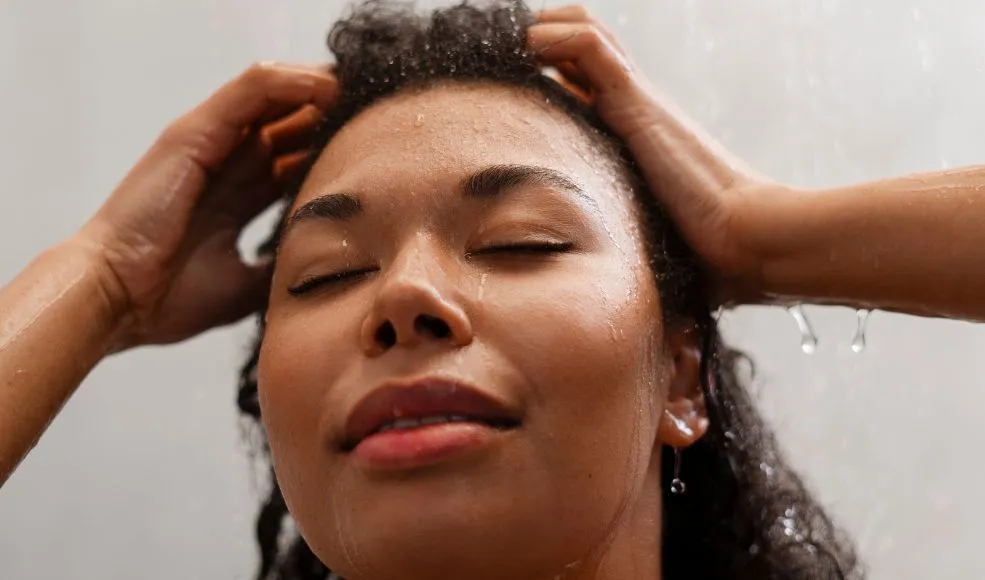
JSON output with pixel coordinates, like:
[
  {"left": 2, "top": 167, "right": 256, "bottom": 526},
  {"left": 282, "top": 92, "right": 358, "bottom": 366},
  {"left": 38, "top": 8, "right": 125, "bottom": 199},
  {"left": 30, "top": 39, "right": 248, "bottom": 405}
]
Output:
[
  {"left": 851, "top": 309, "right": 870, "bottom": 353},
  {"left": 341, "top": 239, "right": 348, "bottom": 248},
  {"left": 759, "top": 462, "right": 775, "bottom": 478},
  {"left": 477, "top": 272, "right": 488, "bottom": 301},
  {"left": 787, "top": 305, "right": 817, "bottom": 354},
  {"left": 670, "top": 478, "right": 686, "bottom": 494},
  {"left": 607, "top": 320, "right": 619, "bottom": 342},
  {"left": 414, "top": 113, "right": 425, "bottom": 127}
]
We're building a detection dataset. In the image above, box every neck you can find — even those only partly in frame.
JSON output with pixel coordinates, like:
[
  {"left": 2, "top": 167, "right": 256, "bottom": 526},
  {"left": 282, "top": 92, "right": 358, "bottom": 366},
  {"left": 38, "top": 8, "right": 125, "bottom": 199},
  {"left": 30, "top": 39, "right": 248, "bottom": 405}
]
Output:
[{"left": 551, "top": 450, "right": 664, "bottom": 580}]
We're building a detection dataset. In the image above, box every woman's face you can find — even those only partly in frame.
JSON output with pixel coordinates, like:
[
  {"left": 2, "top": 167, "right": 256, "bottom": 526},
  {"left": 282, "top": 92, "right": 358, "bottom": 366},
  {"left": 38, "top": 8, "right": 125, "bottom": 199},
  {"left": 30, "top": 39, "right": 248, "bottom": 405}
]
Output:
[{"left": 259, "top": 83, "right": 701, "bottom": 580}]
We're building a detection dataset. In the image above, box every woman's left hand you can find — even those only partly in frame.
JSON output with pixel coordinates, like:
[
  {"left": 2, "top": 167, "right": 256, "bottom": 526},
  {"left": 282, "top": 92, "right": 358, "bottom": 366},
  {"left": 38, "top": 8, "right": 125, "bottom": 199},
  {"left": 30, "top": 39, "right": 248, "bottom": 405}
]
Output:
[{"left": 530, "top": 5, "right": 787, "bottom": 305}]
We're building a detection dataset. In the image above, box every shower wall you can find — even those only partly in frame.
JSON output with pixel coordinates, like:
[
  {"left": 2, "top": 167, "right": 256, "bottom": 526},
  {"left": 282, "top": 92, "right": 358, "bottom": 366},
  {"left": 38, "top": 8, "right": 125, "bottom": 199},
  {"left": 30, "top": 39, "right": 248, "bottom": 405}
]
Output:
[{"left": 2, "top": 1, "right": 983, "bottom": 578}]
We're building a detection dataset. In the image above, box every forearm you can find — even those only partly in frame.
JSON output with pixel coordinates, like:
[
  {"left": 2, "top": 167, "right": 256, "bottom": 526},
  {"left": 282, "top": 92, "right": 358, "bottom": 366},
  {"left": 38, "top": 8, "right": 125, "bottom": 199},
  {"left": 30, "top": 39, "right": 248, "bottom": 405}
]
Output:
[
  {"left": 0, "top": 239, "right": 123, "bottom": 485},
  {"left": 753, "top": 166, "right": 985, "bottom": 320}
]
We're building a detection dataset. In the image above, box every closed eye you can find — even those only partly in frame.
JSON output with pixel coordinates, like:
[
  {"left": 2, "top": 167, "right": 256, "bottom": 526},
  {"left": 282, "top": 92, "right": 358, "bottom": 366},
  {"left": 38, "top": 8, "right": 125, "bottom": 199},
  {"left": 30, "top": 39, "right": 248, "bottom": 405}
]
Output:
[
  {"left": 469, "top": 241, "right": 573, "bottom": 257},
  {"left": 288, "top": 243, "right": 571, "bottom": 296},
  {"left": 287, "top": 267, "right": 377, "bottom": 297}
]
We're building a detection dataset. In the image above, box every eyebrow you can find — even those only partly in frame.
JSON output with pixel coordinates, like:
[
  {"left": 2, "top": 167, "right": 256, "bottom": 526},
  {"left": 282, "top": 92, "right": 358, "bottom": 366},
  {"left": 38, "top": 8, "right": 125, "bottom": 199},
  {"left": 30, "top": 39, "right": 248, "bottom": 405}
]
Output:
[
  {"left": 461, "top": 164, "right": 588, "bottom": 201},
  {"left": 279, "top": 164, "right": 589, "bottom": 242}
]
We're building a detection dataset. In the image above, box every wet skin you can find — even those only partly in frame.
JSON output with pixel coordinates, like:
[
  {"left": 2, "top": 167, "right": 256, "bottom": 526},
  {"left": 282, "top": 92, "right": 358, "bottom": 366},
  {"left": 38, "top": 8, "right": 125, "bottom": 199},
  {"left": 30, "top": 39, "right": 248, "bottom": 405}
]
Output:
[{"left": 259, "top": 82, "right": 706, "bottom": 580}]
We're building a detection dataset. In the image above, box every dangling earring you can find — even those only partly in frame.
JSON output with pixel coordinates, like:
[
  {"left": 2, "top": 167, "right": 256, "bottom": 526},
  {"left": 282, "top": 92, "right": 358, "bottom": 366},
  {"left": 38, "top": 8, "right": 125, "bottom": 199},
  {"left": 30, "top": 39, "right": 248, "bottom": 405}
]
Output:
[{"left": 670, "top": 447, "right": 686, "bottom": 494}]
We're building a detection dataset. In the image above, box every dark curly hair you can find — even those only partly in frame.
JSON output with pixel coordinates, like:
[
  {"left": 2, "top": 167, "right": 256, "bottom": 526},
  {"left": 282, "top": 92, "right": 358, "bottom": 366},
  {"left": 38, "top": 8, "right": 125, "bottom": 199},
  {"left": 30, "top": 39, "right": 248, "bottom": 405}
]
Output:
[{"left": 235, "top": 1, "right": 863, "bottom": 578}]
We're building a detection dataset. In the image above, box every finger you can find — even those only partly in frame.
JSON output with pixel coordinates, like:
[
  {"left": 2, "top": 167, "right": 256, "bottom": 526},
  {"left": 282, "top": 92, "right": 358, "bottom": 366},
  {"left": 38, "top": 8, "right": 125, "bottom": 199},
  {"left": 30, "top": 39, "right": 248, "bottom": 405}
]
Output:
[
  {"left": 216, "top": 133, "right": 274, "bottom": 189},
  {"left": 225, "top": 149, "right": 314, "bottom": 226},
  {"left": 554, "top": 61, "right": 590, "bottom": 90},
  {"left": 209, "top": 105, "right": 323, "bottom": 203},
  {"left": 260, "top": 104, "right": 325, "bottom": 154},
  {"left": 202, "top": 63, "right": 336, "bottom": 130},
  {"left": 529, "top": 23, "right": 637, "bottom": 96},
  {"left": 160, "top": 63, "right": 338, "bottom": 171},
  {"left": 273, "top": 150, "right": 314, "bottom": 181},
  {"left": 536, "top": 5, "right": 629, "bottom": 55},
  {"left": 205, "top": 145, "right": 313, "bottom": 230},
  {"left": 254, "top": 102, "right": 309, "bottom": 128},
  {"left": 543, "top": 64, "right": 594, "bottom": 106},
  {"left": 252, "top": 67, "right": 330, "bottom": 126}
]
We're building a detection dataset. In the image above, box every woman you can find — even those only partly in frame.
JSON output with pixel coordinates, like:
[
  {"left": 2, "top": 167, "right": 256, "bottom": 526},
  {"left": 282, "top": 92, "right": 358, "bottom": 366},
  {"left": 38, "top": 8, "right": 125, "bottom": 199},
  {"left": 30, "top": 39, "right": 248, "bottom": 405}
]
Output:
[
  {"left": 2, "top": 1, "right": 982, "bottom": 578},
  {"left": 237, "top": 4, "right": 857, "bottom": 579}
]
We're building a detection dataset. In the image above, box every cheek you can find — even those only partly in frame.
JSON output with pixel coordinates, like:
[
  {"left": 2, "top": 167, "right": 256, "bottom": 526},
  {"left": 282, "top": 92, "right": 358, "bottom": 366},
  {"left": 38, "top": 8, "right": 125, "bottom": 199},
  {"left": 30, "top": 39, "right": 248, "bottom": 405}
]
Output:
[
  {"left": 473, "top": 252, "right": 668, "bottom": 555},
  {"left": 256, "top": 304, "right": 362, "bottom": 514},
  {"left": 487, "top": 254, "right": 666, "bottom": 477}
]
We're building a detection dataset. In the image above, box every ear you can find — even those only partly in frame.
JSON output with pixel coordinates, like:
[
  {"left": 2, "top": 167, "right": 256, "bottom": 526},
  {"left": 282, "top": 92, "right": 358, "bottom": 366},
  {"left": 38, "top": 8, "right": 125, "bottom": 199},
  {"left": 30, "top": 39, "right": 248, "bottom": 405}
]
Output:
[{"left": 656, "top": 325, "right": 709, "bottom": 449}]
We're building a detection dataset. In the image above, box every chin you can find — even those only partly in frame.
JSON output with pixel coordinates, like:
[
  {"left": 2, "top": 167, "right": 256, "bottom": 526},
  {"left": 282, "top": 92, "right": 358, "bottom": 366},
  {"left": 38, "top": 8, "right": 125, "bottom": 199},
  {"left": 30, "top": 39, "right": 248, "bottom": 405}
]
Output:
[
  {"left": 301, "top": 471, "right": 585, "bottom": 580},
  {"left": 315, "top": 516, "right": 573, "bottom": 580}
]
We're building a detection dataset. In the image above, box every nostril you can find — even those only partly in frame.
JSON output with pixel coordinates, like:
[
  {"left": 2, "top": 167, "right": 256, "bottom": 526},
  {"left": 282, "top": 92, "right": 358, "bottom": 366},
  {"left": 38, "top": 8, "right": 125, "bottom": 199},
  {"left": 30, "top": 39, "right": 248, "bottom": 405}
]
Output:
[
  {"left": 375, "top": 320, "right": 397, "bottom": 349},
  {"left": 415, "top": 314, "right": 451, "bottom": 339}
]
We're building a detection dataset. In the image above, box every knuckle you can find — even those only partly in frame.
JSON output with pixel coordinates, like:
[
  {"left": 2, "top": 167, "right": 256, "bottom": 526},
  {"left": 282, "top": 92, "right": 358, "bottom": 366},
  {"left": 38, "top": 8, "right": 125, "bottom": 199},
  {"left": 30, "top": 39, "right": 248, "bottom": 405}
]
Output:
[
  {"left": 578, "top": 25, "right": 607, "bottom": 52},
  {"left": 157, "top": 122, "right": 189, "bottom": 149},
  {"left": 570, "top": 4, "right": 593, "bottom": 20},
  {"left": 157, "top": 119, "right": 215, "bottom": 160},
  {"left": 243, "top": 62, "right": 275, "bottom": 85}
]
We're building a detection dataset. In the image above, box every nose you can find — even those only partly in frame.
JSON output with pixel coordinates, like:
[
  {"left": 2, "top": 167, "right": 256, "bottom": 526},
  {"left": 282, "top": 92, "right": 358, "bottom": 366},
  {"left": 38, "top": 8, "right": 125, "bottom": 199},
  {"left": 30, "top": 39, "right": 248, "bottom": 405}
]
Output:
[{"left": 360, "top": 248, "right": 473, "bottom": 357}]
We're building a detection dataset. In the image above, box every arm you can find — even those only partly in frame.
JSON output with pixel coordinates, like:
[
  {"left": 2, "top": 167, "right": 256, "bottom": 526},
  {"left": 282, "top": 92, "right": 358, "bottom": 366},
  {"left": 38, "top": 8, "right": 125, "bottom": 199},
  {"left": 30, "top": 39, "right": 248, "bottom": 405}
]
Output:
[
  {"left": 0, "top": 63, "right": 337, "bottom": 487},
  {"left": 0, "top": 241, "right": 122, "bottom": 486},
  {"left": 749, "top": 169, "right": 985, "bottom": 321},
  {"left": 530, "top": 7, "right": 985, "bottom": 321}
]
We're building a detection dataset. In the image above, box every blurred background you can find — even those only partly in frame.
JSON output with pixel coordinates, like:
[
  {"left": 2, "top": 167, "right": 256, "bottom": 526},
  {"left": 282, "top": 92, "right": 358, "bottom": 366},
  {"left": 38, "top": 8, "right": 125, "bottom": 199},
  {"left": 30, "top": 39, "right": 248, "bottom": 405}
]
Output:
[{"left": 3, "top": 0, "right": 985, "bottom": 578}]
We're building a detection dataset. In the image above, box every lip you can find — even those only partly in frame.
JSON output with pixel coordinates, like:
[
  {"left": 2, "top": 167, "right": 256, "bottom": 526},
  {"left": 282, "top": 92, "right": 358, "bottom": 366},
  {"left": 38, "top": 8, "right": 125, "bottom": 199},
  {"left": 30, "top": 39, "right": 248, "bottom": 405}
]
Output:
[
  {"left": 340, "top": 377, "right": 522, "bottom": 467},
  {"left": 350, "top": 420, "right": 517, "bottom": 471}
]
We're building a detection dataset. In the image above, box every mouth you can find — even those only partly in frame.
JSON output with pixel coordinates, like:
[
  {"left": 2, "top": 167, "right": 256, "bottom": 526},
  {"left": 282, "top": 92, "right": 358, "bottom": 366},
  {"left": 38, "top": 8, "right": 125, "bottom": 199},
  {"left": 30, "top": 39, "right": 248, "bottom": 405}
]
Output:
[
  {"left": 340, "top": 377, "right": 522, "bottom": 469},
  {"left": 344, "top": 413, "right": 518, "bottom": 447}
]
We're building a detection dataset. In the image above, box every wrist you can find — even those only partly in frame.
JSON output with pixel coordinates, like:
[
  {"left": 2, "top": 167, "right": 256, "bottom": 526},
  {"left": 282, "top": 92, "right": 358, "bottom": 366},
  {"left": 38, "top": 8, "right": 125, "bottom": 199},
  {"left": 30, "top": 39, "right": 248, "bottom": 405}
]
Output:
[
  {"left": 725, "top": 183, "right": 810, "bottom": 306},
  {"left": 58, "top": 231, "right": 135, "bottom": 354}
]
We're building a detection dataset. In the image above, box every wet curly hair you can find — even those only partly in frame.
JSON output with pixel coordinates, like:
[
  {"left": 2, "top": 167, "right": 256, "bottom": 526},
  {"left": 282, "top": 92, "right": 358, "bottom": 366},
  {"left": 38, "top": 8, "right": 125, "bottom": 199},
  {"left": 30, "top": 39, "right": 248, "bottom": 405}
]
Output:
[{"left": 235, "top": 1, "right": 863, "bottom": 578}]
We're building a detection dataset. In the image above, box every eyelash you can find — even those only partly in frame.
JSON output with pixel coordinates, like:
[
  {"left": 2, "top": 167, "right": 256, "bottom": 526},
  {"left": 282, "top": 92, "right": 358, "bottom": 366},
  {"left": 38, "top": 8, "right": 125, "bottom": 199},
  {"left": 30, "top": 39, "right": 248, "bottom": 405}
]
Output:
[
  {"left": 287, "top": 268, "right": 377, "bottom": 296},
  {"left": 287, "top": 242, "right": 573, "bottom": 297},
  {"left": 468, "top": 241, "right": 573, "bottom": 257}
]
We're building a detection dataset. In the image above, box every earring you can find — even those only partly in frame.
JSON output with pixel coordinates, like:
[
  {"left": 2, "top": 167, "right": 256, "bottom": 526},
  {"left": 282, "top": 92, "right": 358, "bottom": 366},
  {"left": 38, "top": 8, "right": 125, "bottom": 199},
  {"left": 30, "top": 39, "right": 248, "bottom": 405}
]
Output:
[{"left": 670, "top": 447, "right": 686, "bottom": 494}]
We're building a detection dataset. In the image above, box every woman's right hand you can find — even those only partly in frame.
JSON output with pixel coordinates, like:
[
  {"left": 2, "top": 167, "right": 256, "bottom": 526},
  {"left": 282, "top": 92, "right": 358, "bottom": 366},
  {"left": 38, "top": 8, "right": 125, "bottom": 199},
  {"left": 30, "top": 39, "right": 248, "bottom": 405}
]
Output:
[{"left": 75, "top": 63, "right": 337, "bottom": 350}]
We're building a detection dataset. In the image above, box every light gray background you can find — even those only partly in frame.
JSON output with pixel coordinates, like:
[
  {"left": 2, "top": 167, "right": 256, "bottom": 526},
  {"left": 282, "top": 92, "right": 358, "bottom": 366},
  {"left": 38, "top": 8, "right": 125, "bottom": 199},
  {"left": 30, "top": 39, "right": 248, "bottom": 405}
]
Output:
[{"left": 2, "top": 1, "right": 983, "bottom": 578}]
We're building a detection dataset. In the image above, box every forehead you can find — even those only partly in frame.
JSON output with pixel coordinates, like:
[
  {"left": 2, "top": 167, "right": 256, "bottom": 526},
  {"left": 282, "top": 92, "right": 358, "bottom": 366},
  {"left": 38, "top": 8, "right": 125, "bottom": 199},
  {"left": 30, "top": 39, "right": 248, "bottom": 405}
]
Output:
[{"left": 295, "top": 82, "right": 628, "bottom": 208}]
